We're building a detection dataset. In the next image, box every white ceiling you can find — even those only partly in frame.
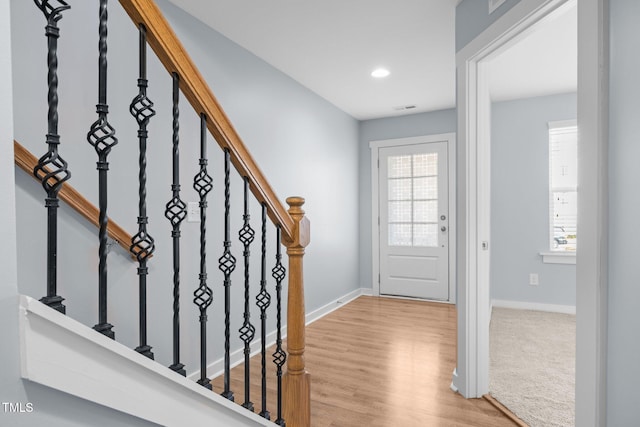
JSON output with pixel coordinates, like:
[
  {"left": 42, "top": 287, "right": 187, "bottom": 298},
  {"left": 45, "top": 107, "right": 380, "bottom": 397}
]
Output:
[
  {"left": 166, "top": 0, "right": 576, "bottom": 120},
  {"left": 488, "top": 3, "right": 577, "bottom": 102}
]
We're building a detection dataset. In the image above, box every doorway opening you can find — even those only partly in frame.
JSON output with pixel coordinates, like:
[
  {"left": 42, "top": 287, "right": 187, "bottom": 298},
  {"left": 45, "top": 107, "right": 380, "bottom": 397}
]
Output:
[
  {"left": 485, "top": 2, "right": 577, "bottom": 424},
  {"left": 454, "top": 1, "right": 607, "bottom": 425}
]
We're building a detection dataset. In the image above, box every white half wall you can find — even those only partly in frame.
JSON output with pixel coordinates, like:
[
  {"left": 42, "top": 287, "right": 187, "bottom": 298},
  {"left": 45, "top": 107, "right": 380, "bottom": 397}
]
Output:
[{"left": 19, "top": 295, "right": 270, "bottom": 427}]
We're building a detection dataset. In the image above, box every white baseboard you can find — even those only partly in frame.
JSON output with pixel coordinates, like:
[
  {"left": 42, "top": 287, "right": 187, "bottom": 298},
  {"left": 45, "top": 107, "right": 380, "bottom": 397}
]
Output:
[
  {"left": 190, "top": 287, "right": 370, "bottom": 381},
  {"left": 491, "top": 299, "right": 576, "bottom": 315},
  {"left": 360, "top": 287, "right": 373, "bottom": 296},
  {"left": 306, "top": 287, "right": 365, "bottom": 325},
  {"left": 450, "top": 368, "right": 459, "bottom": 393}
]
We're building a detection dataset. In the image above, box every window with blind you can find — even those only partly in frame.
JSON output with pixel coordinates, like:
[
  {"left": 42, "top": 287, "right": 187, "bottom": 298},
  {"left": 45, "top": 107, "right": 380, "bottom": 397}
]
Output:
[{"left": 549, "top": 120, "right": 577, "bottom": 252}]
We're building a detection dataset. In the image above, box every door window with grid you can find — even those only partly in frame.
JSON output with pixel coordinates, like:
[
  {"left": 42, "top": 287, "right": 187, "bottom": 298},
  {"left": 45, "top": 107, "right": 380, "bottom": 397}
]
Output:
[{"left": 387, "top": 153, "right": 439, "bottom": 247}]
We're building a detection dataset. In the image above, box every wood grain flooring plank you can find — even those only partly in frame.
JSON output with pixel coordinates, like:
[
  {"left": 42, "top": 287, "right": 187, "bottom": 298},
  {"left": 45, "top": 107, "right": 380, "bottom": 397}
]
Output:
[{"left": 213, "top": 296, "right": 517, "bottom": 426}]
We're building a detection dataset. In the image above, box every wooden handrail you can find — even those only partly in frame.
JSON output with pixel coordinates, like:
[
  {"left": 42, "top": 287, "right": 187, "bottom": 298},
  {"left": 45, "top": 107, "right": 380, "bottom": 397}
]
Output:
[
  {"left": 14, "top": 140, "right": 136, "bottom": 257},
  {"left": 118, "top": 0, "right": 295, "bottom": 241},
  {"left": 115, "top": 3, "right": 309, "bottom": 425}
]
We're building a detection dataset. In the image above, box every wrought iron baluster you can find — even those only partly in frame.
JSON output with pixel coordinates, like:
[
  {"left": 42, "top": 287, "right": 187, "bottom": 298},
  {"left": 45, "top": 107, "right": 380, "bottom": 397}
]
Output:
[
  {"left": 238, "top": 177, "right": 256, "bottom": 411},
  {"left": 129, "top": 24, "right": 155, "bottom": 359},
  {"left": 256, "top": 203, "right": 271, "bottom": 420},
  {"left": 87, "top": 0, "right": 117, "bottom": 339},
  {"left": 33, "top": 0, "right": 71, "bottom": 315},
  {"left": 166, "top": 73, "right": 187, "bottom": 376},
  {"left": 218, "top": 148, "right": 236, "bottom": 402},
  {"left": 193, "top": 114, "right": 213, "bottom": 389},
  {"left": 272, "top": 226, "right": 287, "bottom": 427}
]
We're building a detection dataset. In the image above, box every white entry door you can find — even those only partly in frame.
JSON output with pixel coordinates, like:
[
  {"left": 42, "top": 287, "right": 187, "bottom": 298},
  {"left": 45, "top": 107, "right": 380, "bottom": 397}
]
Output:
[{"left": 378, "top": 141, "right": 449, "bottom": 300}]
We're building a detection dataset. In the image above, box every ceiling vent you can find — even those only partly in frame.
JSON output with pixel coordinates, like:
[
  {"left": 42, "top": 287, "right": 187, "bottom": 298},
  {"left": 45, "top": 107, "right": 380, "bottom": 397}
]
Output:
[{"left": 393, "top": 105, "right": 417, "bottom": 111}]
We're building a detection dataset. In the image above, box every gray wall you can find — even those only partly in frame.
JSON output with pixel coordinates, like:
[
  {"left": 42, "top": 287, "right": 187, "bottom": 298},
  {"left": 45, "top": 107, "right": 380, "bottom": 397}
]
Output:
[
  {"left": 608, "top": 0, "right": 640, "bottom": 423},
  {"left": 491, "top": 93, "right": 576, "bottom": 306},
  {"left": 358, "top": 110, "right": 456, "bottom": 290},
  {"left": 456, "top": 0, "right": 522, "bottom": 51},
  {"left": 11, "top": 0, "right": 358, "bottom": 396}
]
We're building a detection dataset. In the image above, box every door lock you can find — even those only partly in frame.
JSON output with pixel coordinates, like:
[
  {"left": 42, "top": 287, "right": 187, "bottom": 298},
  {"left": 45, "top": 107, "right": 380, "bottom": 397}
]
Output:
[{"left": 440, "top": 215, "right": 446, "bottom": 220}]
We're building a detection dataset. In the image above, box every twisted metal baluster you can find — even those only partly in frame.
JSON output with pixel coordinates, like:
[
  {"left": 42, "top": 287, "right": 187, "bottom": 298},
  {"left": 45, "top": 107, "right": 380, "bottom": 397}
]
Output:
[
  {"left": 33, "top": 0, "right": 71, "bottom": 314},
  {"left": 166, "top": 73, "right": 187, "bottom": 376},
  {"left": 129, "top": 24, "right": 155, "bottom": 359},
  {"left": 272, "top": 226, "right": 287, "bottom": 427},
  {"left": 87, "top": 0, "right": 117, "bottom": 339},
  {"left": 256, "top": 203, "right": 271, "bottom": 419},
  {"left": 238, "top": 177, "right": 256, "bottom": 411},
  {"left": 193, "top": 114, "right": 213, "bottom": 389},
  {"left": 218, "top": 148, "right": 236, "bottom": 401}
]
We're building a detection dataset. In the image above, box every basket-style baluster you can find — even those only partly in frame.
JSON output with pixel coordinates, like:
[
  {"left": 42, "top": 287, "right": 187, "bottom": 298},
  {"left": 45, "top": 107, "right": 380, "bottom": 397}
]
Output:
[
  {"left": 238, "top": 177, "right": 256, "bottom": 411},
  {"left": 193, "top": 114, "right": 213, "bottom": 389},
  {"left": 272, "top": 226, "right": 287, "bottom": 426},
  {"left": 87, "top": 0, "right": 117, "bottom": 339},
  {"left": 256, "top": 203, "right": 271, "bottom": 420},
  {"left": 129, "top": 24, "right": 155, "bottom": 359},
  {"left": 218, "top": 148, "right": 236, "bottom": 402},
  {"left": 32, "top": 0, "right": 71, "bottom": 314},
  {"left": 166, "top": 73, "right": 187, "bottom": 376}
]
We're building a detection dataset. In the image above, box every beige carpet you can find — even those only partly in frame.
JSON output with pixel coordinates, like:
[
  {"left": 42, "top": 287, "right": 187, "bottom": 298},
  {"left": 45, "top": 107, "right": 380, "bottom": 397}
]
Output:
[{"left": 489, "top": 307, "right": 575, "bottom": 427}]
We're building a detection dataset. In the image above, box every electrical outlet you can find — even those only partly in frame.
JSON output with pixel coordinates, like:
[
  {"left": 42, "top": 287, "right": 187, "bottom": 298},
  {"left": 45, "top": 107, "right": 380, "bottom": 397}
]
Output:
[
  {"left": 187, "top": 202, "right": 200, "bottom": 223},
  {"left": 529, "top": 273, "right": 539, "bottom": 286}
]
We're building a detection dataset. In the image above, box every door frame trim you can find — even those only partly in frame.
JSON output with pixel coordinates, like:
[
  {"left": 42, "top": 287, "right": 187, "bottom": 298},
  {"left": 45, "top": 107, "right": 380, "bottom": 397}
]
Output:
[
  {"left": 369, "top": 133, "right": 457, "bottom": 303},
  {"left": 455, "top": 2, "right": 608, "bottom": 425}
]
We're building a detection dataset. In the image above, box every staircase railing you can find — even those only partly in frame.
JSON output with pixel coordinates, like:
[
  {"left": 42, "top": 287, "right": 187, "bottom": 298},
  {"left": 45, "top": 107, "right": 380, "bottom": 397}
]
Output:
[
  {"left": 14, "top": 140, "right": 135, "bottom": 256},
  {"left": 24, "top": 1, "right": 310, "bottom": 425}
]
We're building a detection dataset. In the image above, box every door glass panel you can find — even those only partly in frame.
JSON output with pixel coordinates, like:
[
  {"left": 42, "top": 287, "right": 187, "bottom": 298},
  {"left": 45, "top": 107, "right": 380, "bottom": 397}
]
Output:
[
  {"left": 414, "top": 176, "right": 437, "bottom": 199},
  {"left": 413, "top": 153, "right": 438, "bottom": 176},
  {"left": 414, "top": 200, "right": 437, "bottom": 223},
  {"left": 387, "top": 152, "right": 440, "bottom": 247},
  {"left": 388, "top": 155, "right": 412, "bottom": 178},
  {"left": 389, "top": 224, "right": 412, "bottom": 246},
  {"left": 388, "top": 178, "right": 411, "bottom": 200},
  {"left": 388, "top": 201, "right": 411, "bottom": 222},
  {"left": 414, "top": 224, "right": 438, "bottom": 247}
]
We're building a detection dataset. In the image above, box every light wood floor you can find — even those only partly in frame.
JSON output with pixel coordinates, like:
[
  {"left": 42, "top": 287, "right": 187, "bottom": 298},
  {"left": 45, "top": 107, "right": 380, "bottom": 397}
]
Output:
[{"left": 213, "top": 296, "right": 516, "bottom": 426}]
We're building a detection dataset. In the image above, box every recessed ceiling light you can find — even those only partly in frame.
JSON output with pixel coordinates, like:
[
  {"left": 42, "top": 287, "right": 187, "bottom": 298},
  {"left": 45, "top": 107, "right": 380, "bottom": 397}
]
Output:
[{"left": 371, "top": 68, "right": 390, "bottom": 78}]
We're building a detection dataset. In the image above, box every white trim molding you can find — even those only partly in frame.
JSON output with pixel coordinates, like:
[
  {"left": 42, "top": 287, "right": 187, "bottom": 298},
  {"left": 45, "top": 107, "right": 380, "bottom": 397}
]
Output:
[
  {"left": 540, "top": 251, "right": 577, "bottom": 264},
  {"left": 369, "top": 133, "right": 457, "bottom": 304},
  {"left": 575, "top": 0, "right": 609, "bottom": 425},
  {"left": 454, "top": 0, "right": 606, "bottom": 409},
  {"left": 489, "top": 0, "right": 508, "bottom": 14},
  {"left": 492, "top": 299, "right": 576, "bottom": 315}
]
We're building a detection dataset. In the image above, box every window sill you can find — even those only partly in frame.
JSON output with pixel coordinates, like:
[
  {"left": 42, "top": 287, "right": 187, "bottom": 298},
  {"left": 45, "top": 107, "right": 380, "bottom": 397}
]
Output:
[{"left": 540, "top": 251, "right": 576, "bottom": 264}]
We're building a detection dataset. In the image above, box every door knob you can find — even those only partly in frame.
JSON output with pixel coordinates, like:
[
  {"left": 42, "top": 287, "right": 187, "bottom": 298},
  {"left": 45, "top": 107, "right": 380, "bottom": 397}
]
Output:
[{"left": 441, "top": 226, "right": 447, "bottom": 232}]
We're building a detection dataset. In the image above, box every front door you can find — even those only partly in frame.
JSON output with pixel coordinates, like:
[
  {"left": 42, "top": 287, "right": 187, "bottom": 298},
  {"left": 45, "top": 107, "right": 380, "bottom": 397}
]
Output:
[{"left": 378, "top": 141, "right": 449, "bottom": 300}]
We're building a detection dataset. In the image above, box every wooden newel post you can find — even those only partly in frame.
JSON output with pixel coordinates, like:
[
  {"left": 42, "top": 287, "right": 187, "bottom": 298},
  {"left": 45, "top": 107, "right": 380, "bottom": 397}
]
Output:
[{"left": 282, "top": 196, "right": 311, "bottom": 427}]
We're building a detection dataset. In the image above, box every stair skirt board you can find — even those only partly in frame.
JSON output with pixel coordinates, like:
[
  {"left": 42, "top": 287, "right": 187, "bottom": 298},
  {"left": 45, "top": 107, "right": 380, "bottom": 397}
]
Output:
[
  {"left": 19, "top": 289, "right": 368, "bottom": 425},
  {"left": 187, "top": 287, "right": 368, "bottom": 381},
  {"left": 18, "top": 295, "right": 271, "bottom": 427}
]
